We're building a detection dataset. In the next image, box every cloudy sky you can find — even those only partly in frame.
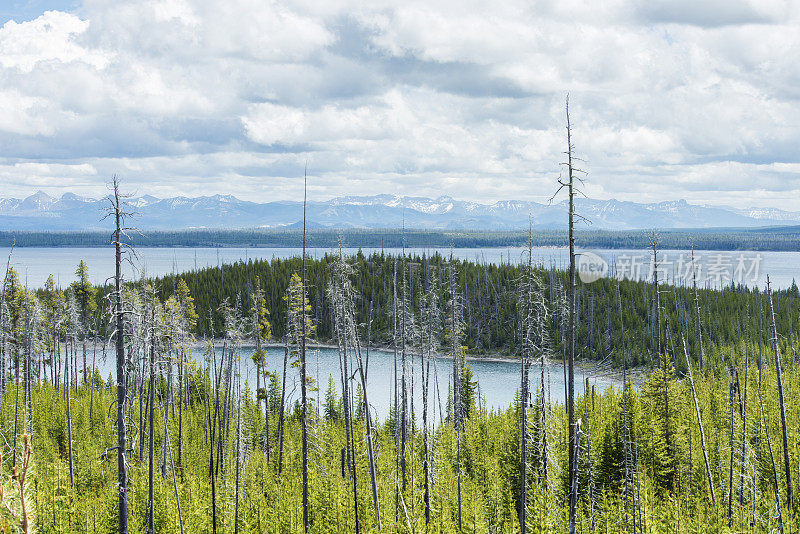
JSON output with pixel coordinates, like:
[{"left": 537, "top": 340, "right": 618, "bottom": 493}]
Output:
[{"left": 0, "top": 0, "right": 798, "bottom": 209}]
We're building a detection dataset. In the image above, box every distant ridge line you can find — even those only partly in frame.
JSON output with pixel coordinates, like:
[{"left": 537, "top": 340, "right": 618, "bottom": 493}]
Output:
[
  {"left": 0, "top": 191, "right": 799, "bottom": 232},
  {"left": 0, "top": 227, "right": 798, "bottom": 252}
]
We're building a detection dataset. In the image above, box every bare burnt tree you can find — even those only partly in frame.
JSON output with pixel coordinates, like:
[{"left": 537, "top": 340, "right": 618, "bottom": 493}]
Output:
[
  {"left": 682, "top": 336, "right": 716, "bottom": 506},
  {"left": 447, "top": 255, "right": 465, "bottom": 532},
  {"left": 105, "top": 175, "right": 137, "bottom": 534},
  {"left": 691, "top": 245, "right": 705, "bottom": 370},
  {"left": 738, "top": 301, "right": 750, "bottom": 509},
  {"left": 518, "top": 225, "right": 550, "bottom": 534},
  {"left": 759, "top": 367, "right": 785, "bottom": 534},
  {"left": 550, "top": 94, "right": 588, "bottom": 534},
  {"left": 421, "top": 263, "right": 441, "bottom": 526},
  {"left": 649, "top": 231, "right": 662, "bottom": 358},
  {"left": 300, "top": 166, "right": 311, "bottom": 532},
  {"left": 0, "top": 243, "right": 13, "bottom": 398},
  {"left": 767, "top": 276, "right": 793, "bottom": 512},
  {"left": 328, "top": 244, "right": 376, "bottom": 531},
  {"left": 400, "top": 222, "right": 409, "bottom": 492},
  {"left": 146, "top": 287, "right": 158, "bottom": 534}
]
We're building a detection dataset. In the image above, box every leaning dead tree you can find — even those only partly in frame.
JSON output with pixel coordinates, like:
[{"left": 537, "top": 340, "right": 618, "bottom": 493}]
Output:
[
  {"left": 759, "top": 364, "right": 785, "bottom": 534},
  {"left": 691, "top": 245, "right": 705, "bottom": 370},
  {"left": 682, "top": 336, "right": 716, "bottom": 506},
  {"left": 767, "top": 276, "right": 793, "bottom": 512}
]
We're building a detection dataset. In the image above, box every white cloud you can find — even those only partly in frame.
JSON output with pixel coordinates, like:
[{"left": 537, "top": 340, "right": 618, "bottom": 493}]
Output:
[
  {"left": 0, "top": 10, "right": 111, "bottom": 72},
  {"left": 0, "top": 0, "right": 798, "bottom": 210}
]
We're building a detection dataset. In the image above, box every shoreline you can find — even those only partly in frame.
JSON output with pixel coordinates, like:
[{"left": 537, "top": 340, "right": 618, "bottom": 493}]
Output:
[
  {"left": 125, "top": 338, "right": 650, "bottom": 385},
  {"left": 83, "top": 337, "right": 650, "bottom": 386}
]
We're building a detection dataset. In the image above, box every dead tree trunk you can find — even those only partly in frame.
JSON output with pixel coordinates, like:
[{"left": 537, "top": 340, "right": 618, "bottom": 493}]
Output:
[
  {"left": 650, "top": 232, "right": 661, "bottom": 357},
  {"left": 65, "top": 336, "right": 75, "bottom": 489},
  {"left": 565, "top": 95, "right": 578, "bottom": 534},
  {"left": 400, "top": 231, "right": 408, "bottom": 493},
  {"left": 767, "top": 276, "right": 793, "bottom": 512},
  {"left": 738, "top": 303, "right": 750, "bottom": 508},
  {"left": 449, "top": 259, "right": 464, "bottom": 532},
  {"left": 727, "top": 380, "right": 735, "bottom": 522},
  {"left": 300, "top": 167, "right": 311, "bottom": 533},
  {"left": 277, "top": 343, "right": 289, "bottom": 473},
  {"left": 760, "top": 380, "right": 785, "bottom": 534},
  {"left": 691, "top": 246, "right": 705, "bottom": 370},
  {"left": 682, "top": 336, "right": 716, "bottom": 506},
  {"left": 147, "top": 300, "right": 156, "bottom": 534},
  {"left": 355, "top": 325, "right": 380, "bottom": 528},
  {"left": 110, "top": 176, "right": 129, "bottom": 534}
]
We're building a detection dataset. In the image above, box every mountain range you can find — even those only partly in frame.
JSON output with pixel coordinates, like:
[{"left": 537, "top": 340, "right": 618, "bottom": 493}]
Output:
[{"left": 0, "top": 191, "right": 798, "bottom": 232}]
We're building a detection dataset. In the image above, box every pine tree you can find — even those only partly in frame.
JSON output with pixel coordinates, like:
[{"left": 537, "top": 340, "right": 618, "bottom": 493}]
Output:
[{"left": 70, "top": 260, "right": 97, "bottom": 384}]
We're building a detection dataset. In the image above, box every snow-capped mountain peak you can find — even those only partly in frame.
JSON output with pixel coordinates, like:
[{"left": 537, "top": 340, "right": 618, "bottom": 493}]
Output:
[{"left": 0, "top": 192, "right": 797, "bottom": 232}]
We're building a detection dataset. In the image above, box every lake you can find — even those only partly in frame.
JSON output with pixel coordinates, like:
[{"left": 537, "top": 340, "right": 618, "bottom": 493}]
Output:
[
  {"left": 89, "top": 345, "right": 617, "bottom": 424},
  {"left": 2, "top": 246, "right": 798, "bottom": 289}
]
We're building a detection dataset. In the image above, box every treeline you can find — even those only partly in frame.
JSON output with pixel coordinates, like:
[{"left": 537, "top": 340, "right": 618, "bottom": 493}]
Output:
[
  {"left": 17, "top": 249, "right": 800, "bottom": 370},
  {"left": 3, "top": 225, "right": 800, "bottom": 250}
]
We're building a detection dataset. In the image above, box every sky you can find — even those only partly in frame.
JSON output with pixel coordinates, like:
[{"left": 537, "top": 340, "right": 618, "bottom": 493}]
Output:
[{"left": 0, "top": 0, "right": 799, "bottom": 209}]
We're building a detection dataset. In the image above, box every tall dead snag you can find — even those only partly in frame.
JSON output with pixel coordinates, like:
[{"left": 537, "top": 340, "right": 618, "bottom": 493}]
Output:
[
  {"left": 356, "top": 305, "right": 381, "bottom": 528},
  {"left": 518, "top": 226, "right": 550, "bottom": 534},
  {"left": 691, "top": 246, "right": 704, "bottom": 370},
  {"left": 649, "top": 232, "right": 661, "bottom": 357},
  {"left": 400, "top": 225, "right": 409, "bottom": 493},
  {"left": 617, "top": 280, "right": 638, "bottom": 531},
  {"left": 760, "top": 374, "right": 785, "bottom": 534},
  {"left": 300, "top": 168, "right": 311, "bottom": 532},
  {"left": 519, "top": 297, "right": 531, "bottom": 532},
  {"left": 583, "top": 377, "right": 596, "bottom": 529},
  {"left": 277, "top": 341, "right": 289, "bottom": 473},
  {"left": 767, "top": 276, "right": 793, "bottom": 512},
  {"left": 738, "top": 302, "right": 750, "bottom": 508},
  {"left": 328, "top": 244, "right": 360, "bottom": 533},
  {"left": 64, "top": 295, "right": 76, "bottom": 489},
  {"left": 447, "top": 257, "right": 464, "bottom": 532},
  {"left": 421, "top": 265, "right": 440, "bottom": 527},
  {"left": 204, "top": 340, "right": 219, "bottom": 533},
  {"left": 682, "top": 336, "right": 716, "bottom": 506},
  {"left": 0, "top": 244, "right": 12, "bottom": 399},
  {"left": 550, "top": 94, "right": 587, "bottom": 534},
  {"left": 330, "top": 245, "right": 381, "bottom": 529},
  {"left": 727, "top": 379, "right": 735, "bottom": 523},
  {"left": 391, "top": 260, "right": 400, "bottom": 523},
  {"left": 107, "top": 176, "right": 132, "bottom": 534},
  {"left": 565, "top": 97, "right": 578, "bottom": 533},
  {"left": 146, "top": 289, "right": 157, "bottom": 534}
]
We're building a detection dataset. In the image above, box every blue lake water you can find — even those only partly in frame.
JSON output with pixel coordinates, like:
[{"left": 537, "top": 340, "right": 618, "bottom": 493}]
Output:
[
  {"left": 2, "top": 246, "right": 798, "bottom": 289},
  {"left": 90, "top": 345, "right": 616, "bottom": 423}
]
